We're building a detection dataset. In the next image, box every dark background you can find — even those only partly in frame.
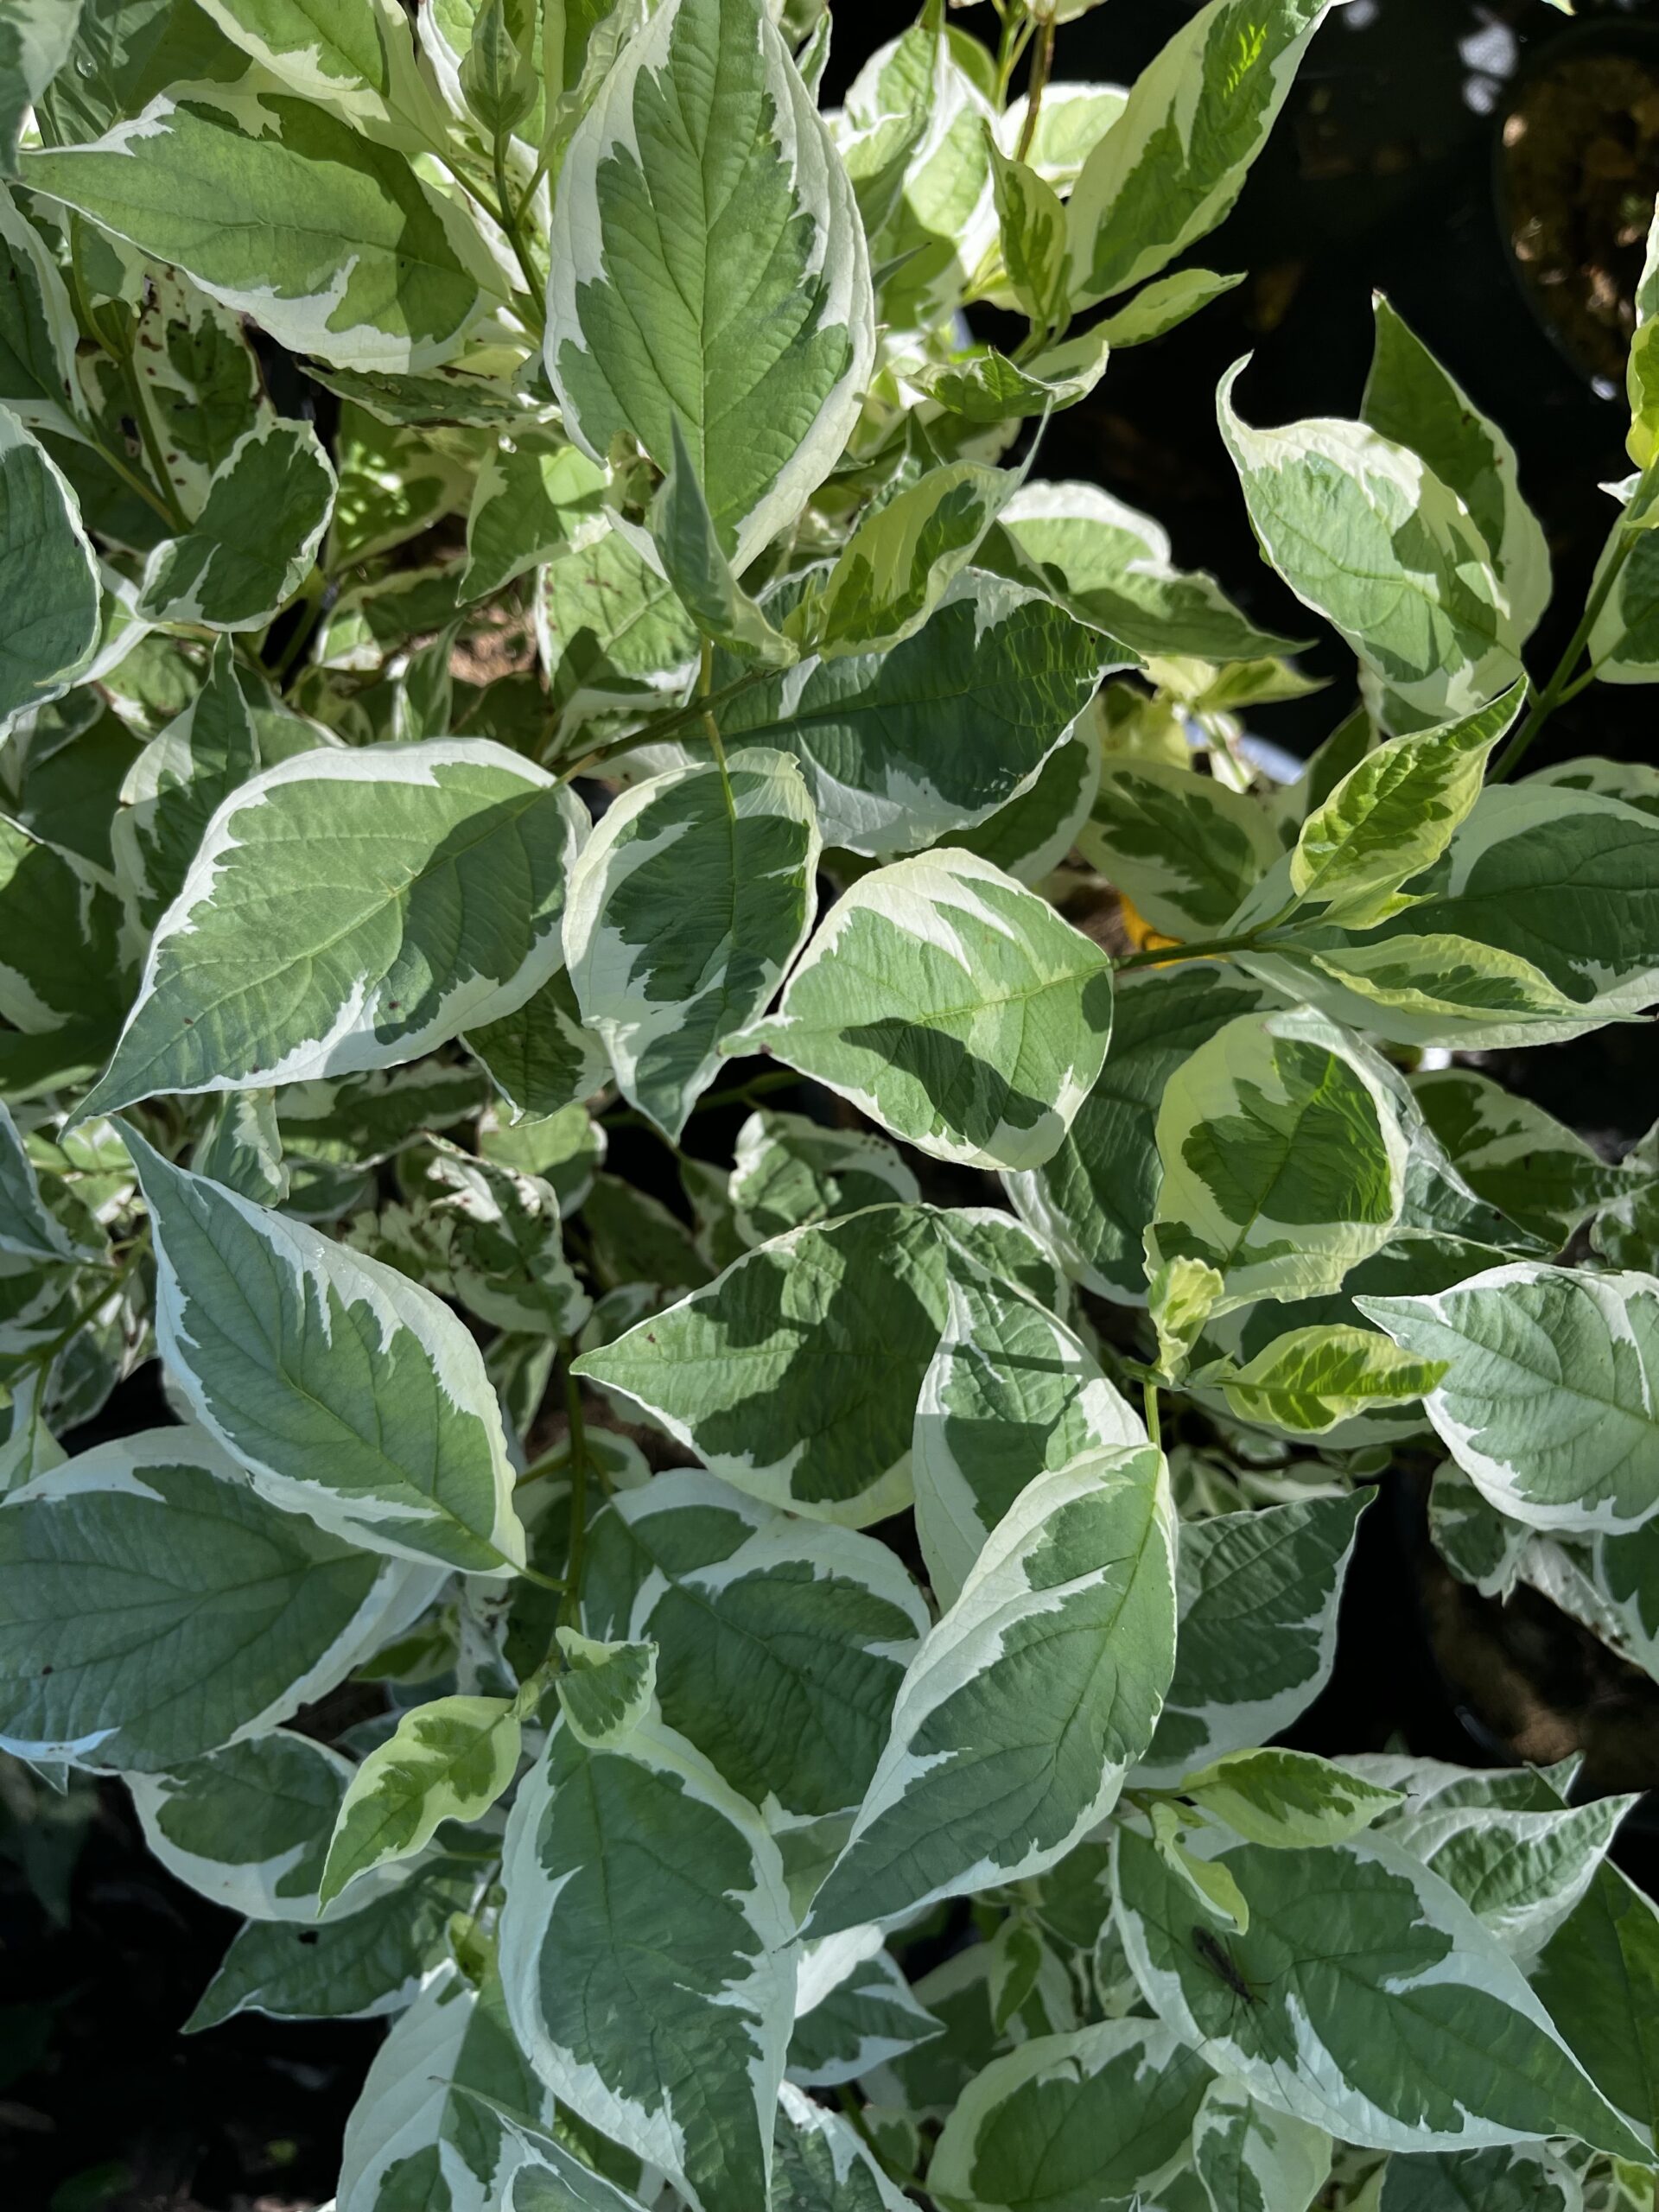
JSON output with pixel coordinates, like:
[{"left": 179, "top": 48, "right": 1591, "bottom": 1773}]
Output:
[{"left": 7, "top": 3, "right": 1659, "bottom": 2208}]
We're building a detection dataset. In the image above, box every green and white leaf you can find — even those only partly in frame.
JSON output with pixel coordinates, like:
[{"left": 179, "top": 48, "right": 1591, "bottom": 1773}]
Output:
[
  {"left": 1360, "top": 1263, "right": 1659, "bottom": 1535},
  {"left": 1217, "top": 363, "right": 1523, "bottom": 732},
  {"left": 807, "top": 1445, "right": 1176, "bottom": 1936},
  {"left": 546, "top": 0, "right": 874, "bottom": 571},
  {"left": 111, "top": 634, "right": 260, "bottom": 930},
  {"left": 1191, "top": 2076, "right": 1332, "bottom": 2212},
  {"left": 24, "top": 86, "right": 506, "bottom": 371},
  {"left": 928, "top": 2019, "right": 1212, "bottom": 2212},
  {"left": 462, "top": 431, "right": 609, "bottom": 601},
  {"left": 554, "top": 1625, "right": 657, "bottom": 1749},
  {"left": 1114, "top": 1823, "right": 1646, "bottom": 2158},
  {"left": 1412, "top": 1067, "right": 1630, "bottom": 1248},
  {"left": 1066, "top": 0, "right": 1342, "bottom": 308},
  {"left": 1287, "top": 683, "right": 1525, "bottom": 928},
  {"left": 1181, "top": 1746, "right": 1403, "bottom": 1849},
  {"left": 321, "top": 1691, "right": 521, "bottom": 1906},
  {"left": 126, "top": 1129, "right": 525, "bottom": 1574},
  {"left": 0, "top": 183, "right": 82, "bottom": 435},
  {"left": 0, "top": 1426, "right": 440, "bottom": 1770},
  {"left": 1080, "top": 760, "right": 1281, "bottom": 938},
  {"left": 1146, "top": 1006, "right": 1411, "bottom": 1314},
  {"left": 84, "top": 741, "right": 587, "bottom": 1116},
  {"left": 728, "top": 1109, "right": 919, "bottom": 1248},
  {"left": 1136, "top": 1491, "right": 1368, "bottom": 1786},
  {"left": 1362, "top": 296, "right": 1551, "bottom": 643},
  {"left": 564, "top": 747, "right": 819, "bottom": 1141},
  {"left": 0, "top": 0, "right": 82, "bottom": 169},
  {"left": 467, "top": 970, "right": 613, "bottom": 1125},
  {"left": 735, "top": 848, "right": 1114, "bottom": 1173},
  {"left": 1198, "top": 1323, "right": 1447, "bottom": 1433},
  {"left": 912, "top": 1231, "right": 1143, "bottom": 1607},
  {"left": 582, "top": 1466, "right": 927, "bottom": 1823},
  {"left": 0, "top": 405, "right": 100, "bottom": 733},
  {"left": 772, "top": 2081, "right": 911, "bottom": 2212},
  {"left": 1375, "top": 2144, "right": 1584, "bottom": 2212},
  {"left": 788, "top": 1948, "right": 940, "bottom": 2089},
  {"left": 136, "top": 419, "right": 333, "bottom": 631},
  {"left": 499, "top": 1713, "right": 797, "bottom": 2212},
  {"left": 0, "top": 1100, "right": 96, "bottom": 1262},
  {"left": 334, "top": 1959, "right": 555, "bottom": 2212},
  {"left": 721, "top": 570, "right": 1107, "bottom": 858},
  {"left": 810, "top": 462, "right": 1012, "bottom": 658}
]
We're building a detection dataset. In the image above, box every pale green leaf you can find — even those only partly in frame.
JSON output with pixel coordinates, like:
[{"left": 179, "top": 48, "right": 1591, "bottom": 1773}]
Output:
[
  {"left": 1200, "top": 1322, "right": 1447, "bottom": 1433},
  {"left": 321, "top": 1691, "right": 521, "bottom": 1905},
  {"left": 1095, "top": 268, "right": 1244, "bottom": 349},
  {"left": 1066, "top": 0, "right": 1340, "bottom": 308},
  {"left": 1182, "top": 1746, "right": 1402, "bottom": 1847},
  {"left": 735, "top": 848, "right": 1114, "bottom": 1173}
]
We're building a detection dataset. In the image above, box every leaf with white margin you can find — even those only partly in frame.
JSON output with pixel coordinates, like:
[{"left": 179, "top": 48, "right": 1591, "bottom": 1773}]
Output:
[
  {"left": 995, "top": 480, "right": 1304, "bottom": 669},
  {"left": 735, "top": 849, "right": 1114, "bottom": 1173},
  {"left": 126, "top": 1732, "right": 397, "bottom": 1922},
  {"left": 1182, "top": 1747, "right": 1402, "bottom": 1849},
  {"left": 136, "top": 417, "right": 334, "bottom": 630},
  {"left": 1005, "top": 964, "right": 1269, "bottom": 1306},
  {"left": 912, "top": 1232, "right": 1144, "bottom": 1609},
  {"left": 565, "top": 747, "right": 818, "bottom": 1142},
  {"left": 0, "top": 0, "right": 81, "bottom": 168},
  {"left": 0, "top": 182, "right": 81, "bottom": 435},
  {"left": 82, "top": 741, "right": 587, "bottom": 1117},
  {"left": 1198, "top": 1324, "right": 1446, "bottom": 1434},
  {"left": 1412, "top": 1067, "right": 1630, "bottom": 1249},
  {"left": 546, "top": 0, "right": 874, "bottom": 574},
  {"left": 918, "top": 325, "right": 1113, "bottom": 429},
  {"left": 807, "top": 1445, "right": 1176, "bottom": 1939},
  {"left": 1095, "top": 268, "right": 1246, "bottom": 352},
  {"left": 1359, "top": 1263, "right": 1659, "bottom": 1535},
  {"left": 788, "top": 1947, "right": 941, "bottom": 2088},
  {"left": 1362, "top": 297, "right": 1551, "bottom": 644},
  {"left": 499, "top": 1712, "right": 797, "bottom": 2212},
  {"left": 574, "top": 1204, "right": 1065, "bottom": 1527},
  {"left": 1191, "top": 2076, "right": 1331, "bottom": 2212},
  {"left": 1375, "top": 2144, "right": 1584, "bottom": 2212},
  {"left": 1532, "top": 1858, "right": 1659, "bottom": 2139},
  {"left": 335, "top": 1959, "right": 554, "bottom": 2212},
  {"left": 462, "top": 431, "right": 608, "bottom": 602},
  {"left": 321, "top": 1692, "right": 521, "bottom": 1907},
  {"left": 987, "top": 137, "right": 1067, "bottom": 332},
  {"left": 0, "top": 1101, "right": 94, "bottom": 1262},
  {"left": 418, "top": 1140, "right": 591, "bottom": 1339},
  {"left": 472, "top": 2102, "right": 652, "bottom": 2212},
  {"left": 1238, "top": 783, "right": 1659, "bottom": 1050},
  {"left": 647, "top": 414, "right": 795, "bottom": 663},
  {"left": 728, "top": 1109, "right": 918, "bottom": 1248},
  {"left": 0, "top": 405, "right": 100, "bottom": 733},
  {"left": 1080, "top": 760, "right": 1281, "bottom": 938},
  {"left": 194, "top": 0, "right": 448, "bottom": 147},
  {"left": 1287, "top": 683, "right": 1524, "bottom": 928},
  {"left": 125, "top": 1129, "right": 525, "bottom": 1574},
  {"left": 538, "top": 520, "right": 699, "bottom": 726},
  {"left": 188, "top": 1855, "right": 482, "bottom": 2029},
  {"left": 772, "top": 2082, "right": 911, "bottom": 2212},
  {"left": 948, "top": 722, "right": 1100, "bottom": 889},
  {"left": 720, "top": 569, "right": 1108, "bottom": 859},
  {"left": 111, "top": 635, "right": 261, "bottom": 931},
  {"left": 1066, "top": 0, "right": 1343, "bottom": 309},
  {"left": 22, "top": 86, "right": 506, "bottom": 372},
  {"left": 0, "top": 1426, "right": 441, "bottom": 1771},
  {"left": 1217, "top": 362, "right": 1522, "bottom": 734},
  {"left": 812, "top": 463, "right": 1013, "bottom": 659},
  {"left": 1146, "top": 1006, "right": 1410, "bottom": 1316},
  {"left": 1113, "top": 1823, "right": 1647, "bottom": 2158},
  {"left": 1370, "top": 1780, "right": 1637, "bottom": 1963},
  {"left": 554, "top": 1626, "right": 657, "bottom": 1749},
  {"left": 466, "top": 970, "right": 612, "bottom": 1125},
  {"left": 582, "top": 1466, "right": 927, "bottom": 1823},
  {"left": 928, "top": 2019, "right": 1212, "bottom": 2212},
  {"left": 1135, "top": 1491, "right": 1369, "bottom": 1787}
]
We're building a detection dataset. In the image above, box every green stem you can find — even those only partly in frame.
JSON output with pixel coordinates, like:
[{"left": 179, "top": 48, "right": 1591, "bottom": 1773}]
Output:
[
  {"left": 1142, "top": 1376, "right": 1162, "bottom": 1447},
  {"left": 1493, "top": 466, "right": 1659, "bottom": 782},
  {"left": 493, "top": 127, "right": 546, "bottom": 334},
  {"left": 1014, "top": 10, "right": 1057, "bottom": 161},
  {"left": 554, "top": 667, "right": 770, "bottom": 784},
  {"left": 516, "top": 1561, "right": 569, "bottom": 1594},
  {"left": 699, "top": 636, "right": 734, "bottom": 798},
  {"left": 558, "top": 1356, "right": 588, "bottom": 1630},
  {"left": 1113, "top": 928, "right": 1270, "bottom": 972}
]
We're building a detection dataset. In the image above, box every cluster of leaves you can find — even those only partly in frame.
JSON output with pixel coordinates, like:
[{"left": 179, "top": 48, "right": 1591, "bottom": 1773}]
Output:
[{"left": 0, "top": 0, "right": 1657, "bottom": 2209}]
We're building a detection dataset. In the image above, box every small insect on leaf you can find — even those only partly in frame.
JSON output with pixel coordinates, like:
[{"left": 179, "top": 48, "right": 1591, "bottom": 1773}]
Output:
[{"left": 1192, "top": 1923, "right": 1261, "bottom": 2005}]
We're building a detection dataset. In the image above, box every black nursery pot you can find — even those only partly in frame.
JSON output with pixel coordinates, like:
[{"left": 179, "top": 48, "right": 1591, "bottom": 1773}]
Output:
[{"left": 1495, "top": 11, "right": 1659, "bottom": 393}]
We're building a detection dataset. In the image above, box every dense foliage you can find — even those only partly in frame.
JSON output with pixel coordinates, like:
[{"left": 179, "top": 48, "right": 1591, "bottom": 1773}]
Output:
[{"left": 1, "top": 0, "right": 1657, "bottom": 2207}]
